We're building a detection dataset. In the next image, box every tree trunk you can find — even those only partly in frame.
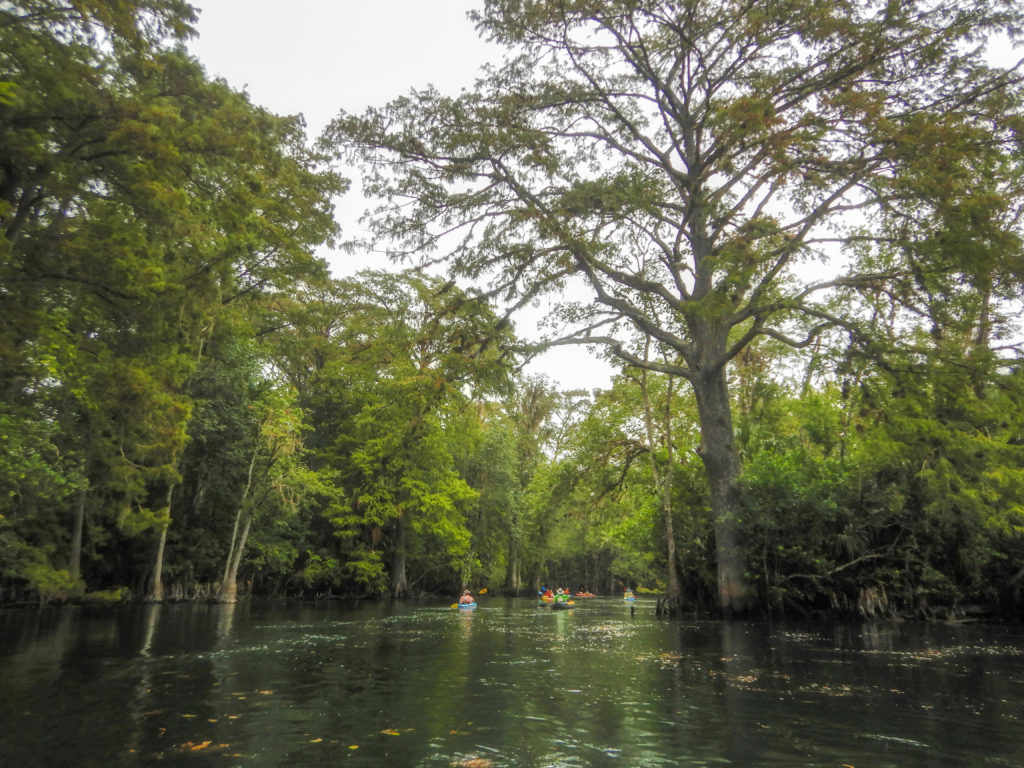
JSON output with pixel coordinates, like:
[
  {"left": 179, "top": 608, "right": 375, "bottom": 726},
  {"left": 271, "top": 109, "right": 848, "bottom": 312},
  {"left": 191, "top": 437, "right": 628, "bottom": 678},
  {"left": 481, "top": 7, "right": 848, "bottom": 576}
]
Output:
[
  {"left": 148, "top": 484, "right": 175, "bottom": 603},
  {"left": 69, "top": 489, "right": 85, "bottom": 583},
  {"left": 390, "top": 508, "right": 410, "bottom": 598},
  {"left": 219, "top": 443, "right": 261, "bottom": 603},
  {"left": 149, "top": 521, "right": 168, "bottom": 602},
  {"left": 219, "top": 510, "right": 252, "bottom": 603},
  {"left": 692, "top": 365, "right": 753, "bottom": 616},
  {"left": 505, "top": 541, "right": 521, "bottom": 595}
]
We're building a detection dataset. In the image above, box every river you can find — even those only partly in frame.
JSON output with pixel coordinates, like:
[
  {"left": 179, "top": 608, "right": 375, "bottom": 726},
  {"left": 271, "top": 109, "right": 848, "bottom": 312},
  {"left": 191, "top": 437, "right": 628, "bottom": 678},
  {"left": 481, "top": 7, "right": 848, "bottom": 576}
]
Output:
[{"left": 1, "top": 597, "right": 1023, "bottom": 767}]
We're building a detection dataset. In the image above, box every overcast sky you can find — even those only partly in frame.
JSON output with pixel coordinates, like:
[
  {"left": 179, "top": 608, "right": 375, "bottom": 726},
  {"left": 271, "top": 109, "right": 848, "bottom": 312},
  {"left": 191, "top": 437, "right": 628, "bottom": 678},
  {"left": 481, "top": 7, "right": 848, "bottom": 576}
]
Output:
[{"left": 187, "top": 0, "right": 616, "bottom": 392}]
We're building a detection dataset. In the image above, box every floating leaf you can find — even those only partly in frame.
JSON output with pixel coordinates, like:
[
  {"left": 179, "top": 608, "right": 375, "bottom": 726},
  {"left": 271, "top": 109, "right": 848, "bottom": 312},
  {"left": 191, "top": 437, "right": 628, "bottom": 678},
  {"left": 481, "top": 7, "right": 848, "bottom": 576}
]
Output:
[
  {"left": 349, "top": 745, "right": 359, "bottom": 750},
  {"left": 381, "top": 728, "right": 400, "bottom": 736},
  {"left": 309, "top": 737, "right": 323, "bottom": 743}
]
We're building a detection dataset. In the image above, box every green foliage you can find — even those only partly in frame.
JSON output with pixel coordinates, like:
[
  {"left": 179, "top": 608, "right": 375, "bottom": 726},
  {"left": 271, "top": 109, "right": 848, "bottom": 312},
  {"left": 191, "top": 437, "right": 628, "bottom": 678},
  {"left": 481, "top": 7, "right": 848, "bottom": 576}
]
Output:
[
  {"left": 0, "top": 1, "right": 342, "bottom": 601},
  {"left": 3, "top": 0, "right": 1024, "bottom": 616},
  {"left": 20, "top": 560, "right": 84, "bottom": 603},
  {"left": 81, "top": 586, "right": 131, "bottom": 604}
]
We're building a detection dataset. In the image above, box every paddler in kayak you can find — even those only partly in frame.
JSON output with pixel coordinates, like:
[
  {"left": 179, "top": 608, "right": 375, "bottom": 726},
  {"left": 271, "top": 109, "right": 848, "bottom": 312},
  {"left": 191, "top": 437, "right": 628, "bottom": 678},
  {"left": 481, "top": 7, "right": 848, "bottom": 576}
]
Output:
[{"left": 459, "top": 589, "right": 475, "bottom": 605}]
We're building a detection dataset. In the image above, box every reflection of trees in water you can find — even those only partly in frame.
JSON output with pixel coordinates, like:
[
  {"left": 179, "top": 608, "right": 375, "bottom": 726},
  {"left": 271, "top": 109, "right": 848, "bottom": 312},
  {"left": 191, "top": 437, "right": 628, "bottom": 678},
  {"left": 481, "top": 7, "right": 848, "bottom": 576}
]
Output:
[
  {"left": 214, "top": 601, "right": 236, "bottom": 644},
  {"left": 720, "top": 622, "right": 759, "bottom": 765},
  {"left": 139, "top": 603, "right": 161, "bottom": 657},
  {"left": 0, "top": 608, "right": 77, "bottom": 688},
  {"left": 5, "top": 604, "right": 1024, "bottom": 765}
]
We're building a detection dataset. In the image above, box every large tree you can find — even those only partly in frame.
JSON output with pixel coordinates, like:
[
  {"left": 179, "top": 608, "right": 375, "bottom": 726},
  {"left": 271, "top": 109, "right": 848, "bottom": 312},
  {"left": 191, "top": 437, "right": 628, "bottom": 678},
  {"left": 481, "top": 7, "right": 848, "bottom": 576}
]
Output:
[{"left": 328, "top": 0, "right": 1024, "bottom": 613}]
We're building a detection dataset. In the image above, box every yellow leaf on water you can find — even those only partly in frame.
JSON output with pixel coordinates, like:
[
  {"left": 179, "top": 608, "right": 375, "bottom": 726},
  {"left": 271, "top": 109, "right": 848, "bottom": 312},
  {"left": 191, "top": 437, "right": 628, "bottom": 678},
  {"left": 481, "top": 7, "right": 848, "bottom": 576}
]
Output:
[
  {"left": 257, "top": 690, "right": 273, "bottom": 695},
  {"left": 309, "top": 737, "right": 323, "bottom": 743},
  {"left": 189, "top": 741, "right": 212, "bottom": 751},
  {"left": 381, "top": 728, "right": 400, "bottom": 736},
  {"left": 349, "top": 745, "right": 359, "bottom": 750}
]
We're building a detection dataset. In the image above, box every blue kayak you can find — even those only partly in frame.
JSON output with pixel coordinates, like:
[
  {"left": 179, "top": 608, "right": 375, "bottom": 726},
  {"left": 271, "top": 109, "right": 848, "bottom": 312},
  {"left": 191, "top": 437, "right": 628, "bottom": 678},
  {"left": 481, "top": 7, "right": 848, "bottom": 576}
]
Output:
[{"left": 457, "top": 602, "right": 477, "bottom": 609}]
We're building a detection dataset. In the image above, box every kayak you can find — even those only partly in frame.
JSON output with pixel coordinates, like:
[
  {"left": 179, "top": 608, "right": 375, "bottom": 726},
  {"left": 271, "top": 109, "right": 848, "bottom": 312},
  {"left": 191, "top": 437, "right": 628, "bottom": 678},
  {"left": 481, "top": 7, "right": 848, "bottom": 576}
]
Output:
[
  {"left": 623, "top": 596, "right": 636, "bottom": 602},
  {"left": 574, "top": 592, "right": 596, "bottom": 598},
  {"left": 551, "top": 601, "right": 575, "bottom": 610},
  {"left": 457, "top": 602, "right": 477, "bottom": 610}
]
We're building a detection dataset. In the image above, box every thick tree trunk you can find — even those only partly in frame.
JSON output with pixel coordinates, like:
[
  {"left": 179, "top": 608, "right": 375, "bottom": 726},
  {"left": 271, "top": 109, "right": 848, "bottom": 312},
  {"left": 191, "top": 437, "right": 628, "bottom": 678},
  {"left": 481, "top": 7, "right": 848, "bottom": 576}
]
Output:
[
  {"left": 390, "top": 508, "right": 410, "bottom": 598},
  {"left": 692, "top": 365, "right": 753, "bottom": 616}
]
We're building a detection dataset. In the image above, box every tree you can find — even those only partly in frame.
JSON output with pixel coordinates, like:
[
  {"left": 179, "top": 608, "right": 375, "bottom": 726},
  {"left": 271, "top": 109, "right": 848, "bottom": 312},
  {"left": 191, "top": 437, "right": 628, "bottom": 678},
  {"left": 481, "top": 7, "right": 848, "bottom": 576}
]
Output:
[
  {"left": 1, "top": 1, "right": 343, "bottom": 601},
  {"left": 279, "top": 271, "right": 514, "bottom": 597},
  {"left": 217, "top": 384, "right": 313, "bottom": 603},
  {"left": 329, "top": 0, "right": 1024, "bottom": 613}
]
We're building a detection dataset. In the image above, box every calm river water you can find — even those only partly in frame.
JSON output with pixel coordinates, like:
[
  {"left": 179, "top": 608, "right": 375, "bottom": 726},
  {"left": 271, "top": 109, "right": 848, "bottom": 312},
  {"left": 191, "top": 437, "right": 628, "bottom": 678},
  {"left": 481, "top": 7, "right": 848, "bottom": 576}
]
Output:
[{"left": 2, "top": 597, "right": 1023, "bottom": 767}]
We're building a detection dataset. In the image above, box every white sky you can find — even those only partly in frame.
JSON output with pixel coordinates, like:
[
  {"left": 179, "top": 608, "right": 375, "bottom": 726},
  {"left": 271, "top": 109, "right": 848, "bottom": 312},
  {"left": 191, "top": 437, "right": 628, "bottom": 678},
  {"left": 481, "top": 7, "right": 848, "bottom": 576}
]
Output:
[{"left": 187, "top": 0, "right": 615, "bottom": 392}]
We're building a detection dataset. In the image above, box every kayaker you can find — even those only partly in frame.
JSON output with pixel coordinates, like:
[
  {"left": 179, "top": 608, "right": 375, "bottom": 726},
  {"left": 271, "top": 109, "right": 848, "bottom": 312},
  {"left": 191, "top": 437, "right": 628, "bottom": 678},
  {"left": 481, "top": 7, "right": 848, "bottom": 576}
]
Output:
[{"left": 459, "top": 589, "right": 474, "bottom": 605}]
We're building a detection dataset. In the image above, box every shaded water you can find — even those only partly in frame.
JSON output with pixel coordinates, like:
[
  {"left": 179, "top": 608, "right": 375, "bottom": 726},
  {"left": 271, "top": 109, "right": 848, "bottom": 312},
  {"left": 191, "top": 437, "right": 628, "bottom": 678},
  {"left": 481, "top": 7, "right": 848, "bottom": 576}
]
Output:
[{"left": 1, "top": 597, "right": 1023, "bottom": 766}]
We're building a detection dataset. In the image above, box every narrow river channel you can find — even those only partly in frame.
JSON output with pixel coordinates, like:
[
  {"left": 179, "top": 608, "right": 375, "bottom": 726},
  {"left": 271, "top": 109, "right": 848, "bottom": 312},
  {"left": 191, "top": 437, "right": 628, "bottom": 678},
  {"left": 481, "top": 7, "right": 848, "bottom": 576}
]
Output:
[{"left": 2, "top": 597, "right": 1023, "bottom": 766}]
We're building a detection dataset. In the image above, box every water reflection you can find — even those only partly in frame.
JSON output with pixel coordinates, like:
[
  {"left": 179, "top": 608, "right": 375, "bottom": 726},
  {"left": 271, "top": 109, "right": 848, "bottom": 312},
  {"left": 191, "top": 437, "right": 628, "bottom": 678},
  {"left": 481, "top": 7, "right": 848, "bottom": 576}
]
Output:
[
  {"left": 3, "top": 602, "right": 1024, "bottom": 766},
  {"left": 214, "top": 600, "right": 236, "bottom": 643},
  {"left": 138, "top": 603, "right": 161, "bottom": 657}
]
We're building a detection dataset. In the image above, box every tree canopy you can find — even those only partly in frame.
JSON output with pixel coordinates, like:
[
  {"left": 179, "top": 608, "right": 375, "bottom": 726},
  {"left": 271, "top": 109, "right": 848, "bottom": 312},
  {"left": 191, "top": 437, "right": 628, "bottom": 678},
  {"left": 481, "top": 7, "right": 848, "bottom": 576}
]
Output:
[
  {"left": 326, "top": 0, "right": 1024, "bottom": 613},
  {"left": 3, "top": 0, "right": 1024, "bottom": 621}
]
